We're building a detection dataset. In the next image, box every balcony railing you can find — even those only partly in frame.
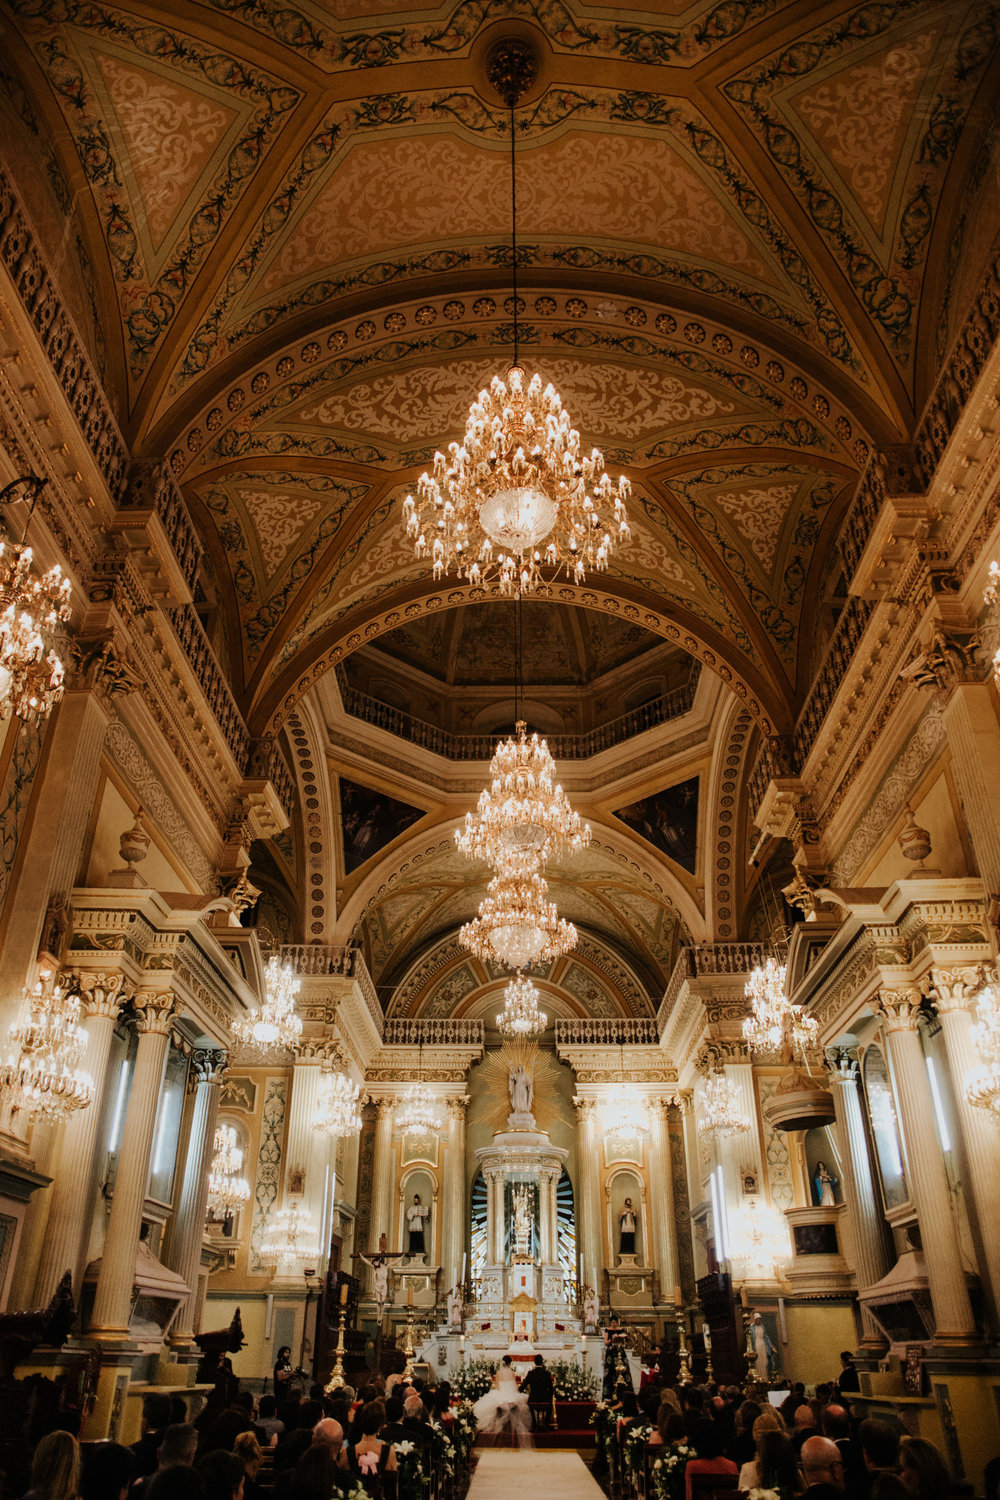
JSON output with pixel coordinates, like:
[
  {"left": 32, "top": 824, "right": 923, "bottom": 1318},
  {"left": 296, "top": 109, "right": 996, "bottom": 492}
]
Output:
[
  {"left": 279, "top": 944, "right": 382, "bottom": 1035},
  {"left": 657, "top": 944, "right": 767, "bottom": 1034},
  {"left": 383, "top": 1018, "right": 485, "bottom": 1046},
  {"left": 335, "top": 663, "right": 701, "bottom": 761},
  {"left": 554, "top": 1017, "right": 659, "bottom": 1045}
]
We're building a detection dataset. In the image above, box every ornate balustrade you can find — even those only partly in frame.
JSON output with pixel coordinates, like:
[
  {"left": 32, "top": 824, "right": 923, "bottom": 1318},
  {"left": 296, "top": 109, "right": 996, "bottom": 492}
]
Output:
[
  {"left": 164, "top": 605, "right": 250, "bottom": 771},
  {"left": 279, "top": 944, "right": 383, "bottom": 1035},
  {"left": 553, "top": 1017, "right": 658, "bottom": 1045},
  {"left": 336, "top": 663, "right": 700, "bottom": 760},
  {"left": 383, "top": 1017, "right": 485, "bottom": 1046},
  {"left": 657, "top": 944, "right": 765, "bottom": 1034}
]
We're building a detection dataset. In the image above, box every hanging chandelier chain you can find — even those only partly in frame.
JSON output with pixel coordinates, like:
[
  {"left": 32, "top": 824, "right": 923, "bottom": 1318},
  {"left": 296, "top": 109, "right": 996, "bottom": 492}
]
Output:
[{"left": 510, "top": 98, "right": 519, "bottom": 370}]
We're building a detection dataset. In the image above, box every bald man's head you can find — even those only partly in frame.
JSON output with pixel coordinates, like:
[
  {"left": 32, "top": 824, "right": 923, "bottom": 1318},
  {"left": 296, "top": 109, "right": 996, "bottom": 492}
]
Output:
[
  {"left": 795, "top": 1404, "right": 817, "bottom": 1431},
  {"left": 801, "top": 1436, "right": 844, "bottom": 1489},
  {"left": 312, "top": 1418, "right": 344, "bottom": 1451}
]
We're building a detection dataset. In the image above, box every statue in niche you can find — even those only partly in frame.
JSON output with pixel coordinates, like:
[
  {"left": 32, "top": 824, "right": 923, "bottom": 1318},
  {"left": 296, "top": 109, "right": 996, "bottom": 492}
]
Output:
[
  {"left": 619, "top": 1197, "right": 637, "bottom": 1256},
  {"left": 512, "top": 1185, "right": 532, "bottom": 1256},
  {"left": 509, "top": 1065, "right": 533, "bottom": 1116},
  {"left": 813, "top": 1161, "right": 838, "bottom": 1206},
  {"left": 407, "top": 1194, "right": 429, "bottom": 1257}
]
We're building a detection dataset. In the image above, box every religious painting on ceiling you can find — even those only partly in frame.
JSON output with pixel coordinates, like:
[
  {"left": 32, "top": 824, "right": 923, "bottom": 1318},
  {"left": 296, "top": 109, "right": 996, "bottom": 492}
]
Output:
[
  {"left": 338, "top": 776, "right": 424, "bottom": 874},
  {"left": 613, "top": 776, "right": 699, "bottom": 873}
]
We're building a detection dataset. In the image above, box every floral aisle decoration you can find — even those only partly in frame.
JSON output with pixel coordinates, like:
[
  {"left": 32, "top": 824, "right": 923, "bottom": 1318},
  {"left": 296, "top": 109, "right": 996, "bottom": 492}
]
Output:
[
  {"left": 450, "top": 1401, "right": 478, "bottom": 1465},
  {"left": 590, "top": 1402, "right": 615, "bottom": 1467},
  {"left": 650, "top": 1444, "right": 697, "bottom": 1500},
  {"left": 428, "top": 1420, "right": 456, "bottom": 1479},
  {"left": 624, "top": 1424, "right": 655, "bottom": 1479},
  {"left": 748, "top": 1489, "right": 783, "bottom": 1500},
  {"left": 451, "top": 1357, "right": 496, "bottom": 1400},
  {"left": 393, "top": 1440, "right": 422, "bottom": 1500}
]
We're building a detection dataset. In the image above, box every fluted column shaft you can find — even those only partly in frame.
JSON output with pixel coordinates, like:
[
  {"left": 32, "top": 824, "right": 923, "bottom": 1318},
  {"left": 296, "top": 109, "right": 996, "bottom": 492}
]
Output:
[
  {"left": 444, "top": 1099, "right": 467, "bottom": 1284},
  {"left": 490, "top": 1172, "right": 504, "bottom": 1262},
  {"left": 878, "top": 993, "right": 977, "bottom": 1343},
  {"left": 168, "top": 1049, "right": 226, "bottom": 1346},
  {"left": 369, "top": 1101, "right": 394, "bottom": 1252},
  {"left": 932, "top": 971, "right": 1000, "bottom": 1328},
  {"left": 88, "top": 993, "right": 175, "bottom": 1337},
  {"left": 285, "top": 1061, "right": 328, "bottom": 1262},
  {"left": 549, "top": 1169, "right": 559, "bottom": 1262},
  {"left": 538, "top": 1172, "right": 552, "bottom": 1262},
  {"left": 649, "top": 1099, "right": 680, "bottom": 1298},
  {"left": 826, "top": 1049, "right": 891, "bottom": 1345},
  {"left": 338, "top": 1129, "right": 361, "bottom": 1266},
  {"left": 942, "top": 684, "right": 1000, "bottom": 890},
  {"left": 575, "top": 1100, "right": 603, "bottom": 1287},
  {"left": 33, "top": 979, "right": 126, "bottom": 1305}
]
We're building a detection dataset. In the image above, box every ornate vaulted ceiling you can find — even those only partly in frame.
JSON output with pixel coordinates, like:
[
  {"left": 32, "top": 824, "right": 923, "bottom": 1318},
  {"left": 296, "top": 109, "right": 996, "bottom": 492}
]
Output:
[{"left": 4, "top": 0, "right": 998, "bottom": 736}]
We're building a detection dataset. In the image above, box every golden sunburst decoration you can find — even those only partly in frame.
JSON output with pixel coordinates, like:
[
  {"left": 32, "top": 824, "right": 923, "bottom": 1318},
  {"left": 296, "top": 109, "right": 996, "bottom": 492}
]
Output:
[{"left": 469, "top": 1046, "right": 562, "bottom": 1137}]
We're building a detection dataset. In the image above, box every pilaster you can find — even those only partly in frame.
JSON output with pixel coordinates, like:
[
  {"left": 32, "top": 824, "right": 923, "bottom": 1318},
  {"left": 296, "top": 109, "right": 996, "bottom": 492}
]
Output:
[
  {"left": 825, "top": 1047, "right": 892, "bottom": 1346},
  {"left": 167, "top": 1047, "right": 227, "bottom": 1351}
]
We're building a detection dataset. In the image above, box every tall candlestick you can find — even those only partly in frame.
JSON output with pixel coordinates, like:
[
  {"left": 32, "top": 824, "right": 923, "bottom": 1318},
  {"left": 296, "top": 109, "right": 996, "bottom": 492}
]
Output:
[
  {"left": 407, "top": 1283, "right": 413, "bottom": 1308},
  {"left": 673, "top": 1284, "right": 682, "bottom": 1307},
  {"left": 340, "top": 1280, "right": 349, "bottom": 1306},
  {"left": 461, "top": 1252, "right": 467, "bottom": 1285}
]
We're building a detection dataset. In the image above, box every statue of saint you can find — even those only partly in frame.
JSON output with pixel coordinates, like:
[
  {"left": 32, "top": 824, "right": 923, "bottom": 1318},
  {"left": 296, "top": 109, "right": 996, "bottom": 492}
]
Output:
[
  {"left": 584, "top": 1286, "right": 599, "bottom": 1329},
  {"left": 509, "top": 1065, "right": 533, "bottom": 1115},
  {"left": 407, "top": 1193, "right": 429, "bottom": 1256},
  {"left": 513, "top": 1184, "right": 533, "bottom": 1254},
  {"left": 619, "top": 1197, "right": 637, "bottom": 1256},
  {"left": 360, "top": 1254, "right": 389, "bottom": 1316}
]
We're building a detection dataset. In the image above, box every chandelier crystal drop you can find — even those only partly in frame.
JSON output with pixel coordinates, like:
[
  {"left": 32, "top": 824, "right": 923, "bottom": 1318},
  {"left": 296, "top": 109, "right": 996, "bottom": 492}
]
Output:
[
  {"left": 698, "top": 1070, "right": 751, "bottom": 1141},
  {"left": 0, "top": 542, "right": 71, "bottom": 723},
  {"left": 313, "top": 1070, "right": 364, "bottom": 1140},
  {"left": 232, "top": 955, "right": 303, "bottom": 1055},
  {"left": 966, "top": 983, "right": 1000, "bottom": 1123},
  {"left": 0, "top": 978, "right": 94, "bottom": 1121},
  {"left": 259, "top": 1200, "right": 319, "bottom": 1268},
  {"left": 460, "top": 869, "right": 577, "bottom": 971},
  {"left": 394, "top": 1082, "right": 443, "bottom": 1138},
  {"left": 206, "top": 1124, "right": 251, "bottom": 1217},
  {"left": 455, "top": 721, "right": 590, "bottom": 874},
  {"left": 402, "top": 366, "right": 630, "bottom": 596}
]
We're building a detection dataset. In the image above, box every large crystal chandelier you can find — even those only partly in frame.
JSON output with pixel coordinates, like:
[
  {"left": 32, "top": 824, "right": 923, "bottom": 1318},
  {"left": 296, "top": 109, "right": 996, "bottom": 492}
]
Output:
[
  {"left": 394, "top": 1082, "right": 444, "bottom": 1137},
  {"left": 729, "top": 1194, "right": 790, "bottom": 1277},
  {"left": 0, "top": 478, "right": 71, "bottom": 724},
  {"left": 232, "top": 955, "right": 303, "bottom": 1055},
  {"left": 966, "top": 983, "right": 1000, "bottom": 1123},
  {"left": 742, "top": 957, "right": 817, "bottom": 1059},
  {"left": 456, "top": 721, "right": 590, "bottom": 873},
  {"left": 460, "top": 869, "right": 576, "bottom": 970},
  {"left": 0, "top": 976, "right": 93, "bottom": 1121},
  {"left": 313, "top": 1070, "right": 364, "bottom": 1140},
  {"left": 260, "top": 1200, "right": 319, "bottom": 1268},
  {"left": 496, "top": 973, "right": 547, "bottom": 1070},
  {"left": 207, "top": 1124, "right": 251, "bottom": 1217},
  {"left": 600, "top": 1042, "right": 650, "bottom": 1155},
  {"left": 400, "top": 42, "right": 629, "bottom": 597},
  {"left": 699, "top": 1069, "right": 751, "bottom": 1142}
]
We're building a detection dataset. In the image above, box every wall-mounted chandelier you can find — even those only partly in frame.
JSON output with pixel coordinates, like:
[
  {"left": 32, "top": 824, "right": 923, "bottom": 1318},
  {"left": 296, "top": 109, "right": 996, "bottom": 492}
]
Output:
[
  {"left": 742, "top": 957, "right": 817, "bottom": 1059},
  {"left": 698, "top": 1069, "right": 751, "bottom": 1141},
  {"left": 460, "top": 869, "right": 576, "bottom": 970},
  {"left": 0, "top": 477, "right": 71, "bottom": 724},
  {"left": 966, "top": 983, "right": 1000, "bottom": 1123},
  {"left": 206, "top": 1124, "right": 251, "bottom": 1217},
  {"left": 455, "top": 720, "right": 589, "bottom": 874},
  {"left": 394, "top": 1042, "right": 443, "bottom": 1137},
  {"left": 232, "top": 955, "right": 303, "bottom": 1055},
  {"left": 259, "top": 1200, "right": 319, "bottom": 1269},
  {"left": 313, "top": 1070, "right": 364, "bottom": 1140},
  {"left": 729, "top": 1194, "right": 790, "bottom": 1278},
  {"left": 400, "top": 40, "right": 629, "bottom": 597},
  {"left": 0, "top": 975, "right": 93, "bottom": 1121}
]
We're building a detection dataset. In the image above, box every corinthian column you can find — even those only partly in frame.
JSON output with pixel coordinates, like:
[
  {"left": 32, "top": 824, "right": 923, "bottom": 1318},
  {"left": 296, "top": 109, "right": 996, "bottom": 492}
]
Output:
[
  {"left": 574, "top": 1098, "right": 603, "bottom": 1286},
  {"left": 369, "top": 1099, "right": 395, "bottom": 1253},
  {"left": 443, "top": 1098, "right": 467, "bottom": 1285},
  {"left": 648, "top": 1098, "right": 680, "bottom": 1298},
  {"left": 876, "top": 991, "right": 977, "bottom": 1344},
  {"left": 168, "top": 1049, "right": 227, "bottom": 1350},
  {"left": 929, "top": 968, "right": 1000, "bottom": 1328},
  {"left": 88, "top": 992, "right": 175, "bottom": 1338},
  {"left": 826, "top": 1048, "right": 892, "bottom": 1345},
  {"left": 33, "top": 975, "right": 126, "bottom": 1305}
]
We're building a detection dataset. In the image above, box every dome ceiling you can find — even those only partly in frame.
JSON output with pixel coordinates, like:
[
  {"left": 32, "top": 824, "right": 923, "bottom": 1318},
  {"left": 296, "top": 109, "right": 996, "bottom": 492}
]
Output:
[{"left": 2, "top": 0, "right": 997, "bottom": 739}]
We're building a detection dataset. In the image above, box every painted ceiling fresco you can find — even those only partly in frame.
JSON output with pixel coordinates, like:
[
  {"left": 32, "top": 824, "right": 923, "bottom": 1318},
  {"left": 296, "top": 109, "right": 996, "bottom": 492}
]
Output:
[{"left": 3, "top": 0, "right": 999, "bottom": 729}]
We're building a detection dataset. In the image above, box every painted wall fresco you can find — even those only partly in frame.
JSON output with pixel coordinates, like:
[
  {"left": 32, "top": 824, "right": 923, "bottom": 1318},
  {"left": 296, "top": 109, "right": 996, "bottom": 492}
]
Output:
[{"left": 613, "top": 774, "right": 699, "bottom": 873}]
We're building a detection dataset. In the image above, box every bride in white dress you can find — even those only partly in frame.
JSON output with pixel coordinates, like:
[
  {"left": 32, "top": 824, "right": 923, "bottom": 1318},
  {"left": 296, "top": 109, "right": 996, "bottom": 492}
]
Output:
[{"left": 473, "top": 1355, "right": 533, "bottom": 1445}]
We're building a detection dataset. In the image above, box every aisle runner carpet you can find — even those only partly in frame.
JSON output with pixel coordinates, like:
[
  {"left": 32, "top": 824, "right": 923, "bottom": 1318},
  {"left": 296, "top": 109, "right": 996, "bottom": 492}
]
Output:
[{"left": 468, "top": 1448, "right": 606, "bottom": 1500}]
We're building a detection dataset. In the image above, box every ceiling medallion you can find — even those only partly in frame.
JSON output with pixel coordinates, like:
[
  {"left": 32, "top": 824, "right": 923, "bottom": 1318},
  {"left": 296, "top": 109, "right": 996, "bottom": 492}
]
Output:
[
  {"left": 0, "top": 975, "right": 94, "bottom": 1122},
  {"left": 401, "top": 42, "right": 629, "bottom": 596},
  {"left": 206, "top": 1124, "right": 251, "bottom": 1217},
  {"left": 460, "top": 869, "right": 576, "bottom": 970},
  {"left": 313, "top": 1070, "right": 364, "bottom": 1140},
  {"left": 232, "top": 955, "right": 303, "bottom": 1055},
  {"left": 455, "top": 719, "right": 590, "bottom": 874},
  {"left": 698, "top": 1069, "right": 751, "bottom": 1142}
]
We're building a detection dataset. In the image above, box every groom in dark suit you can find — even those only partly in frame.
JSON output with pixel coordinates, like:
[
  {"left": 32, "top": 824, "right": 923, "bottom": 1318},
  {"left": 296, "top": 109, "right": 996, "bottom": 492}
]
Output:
[{"left": 521, "top": 1354, "right": 555, "bottom": 1405}]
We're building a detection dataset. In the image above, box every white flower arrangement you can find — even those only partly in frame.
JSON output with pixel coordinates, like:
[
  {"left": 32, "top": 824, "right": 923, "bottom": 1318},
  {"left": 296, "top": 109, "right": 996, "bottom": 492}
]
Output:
[{"left": 749, "top": 1489, "right": 783, "bottom": 1500}]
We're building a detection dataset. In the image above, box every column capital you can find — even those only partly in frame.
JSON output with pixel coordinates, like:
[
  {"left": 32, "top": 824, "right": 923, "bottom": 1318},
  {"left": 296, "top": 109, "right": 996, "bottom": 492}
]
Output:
[
  {"left": 675, "top": 1088, "right": 695, "bottom": 1116},
  {"left": 190, "top": 1047, "right": 228, "bottom": 1086},
  {"left": 925, "top": 965, "right": 987, "bottom": 1015},
  {"left": 446, "top": 1096, "right": 470, "bottom": 1120},
  {"left": 135, "top": 991, "right": 178, "bottom": 1035},
  {"left": 74, "top": 971, "right": 129, "bottom": 1021},
  {"left": 874, "top": 987, "right": 925, "bottom": 1032},
  {"left": 825, "top": 1045, "right": 860, "bottom": 1084},
  {"left": 573, "top": 1096, "right": 597, "bottom": 1121}
]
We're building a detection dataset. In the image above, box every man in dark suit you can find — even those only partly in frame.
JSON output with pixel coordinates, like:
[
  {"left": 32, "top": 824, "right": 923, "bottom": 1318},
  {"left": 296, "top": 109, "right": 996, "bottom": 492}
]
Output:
[
  {"left": 521, "top": 1354, "right": 554, "bottom": 1405},
  {"left": 801, "top": 1436, "right": 846, "bottom": 1500}
]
